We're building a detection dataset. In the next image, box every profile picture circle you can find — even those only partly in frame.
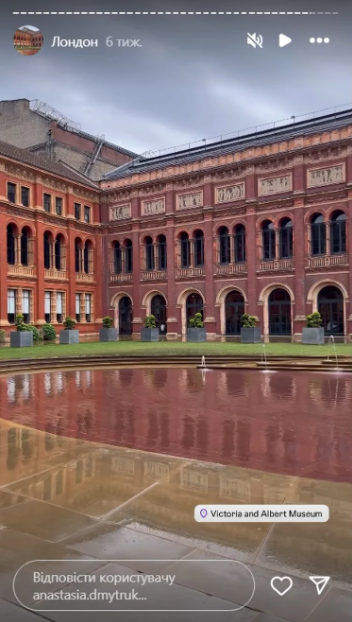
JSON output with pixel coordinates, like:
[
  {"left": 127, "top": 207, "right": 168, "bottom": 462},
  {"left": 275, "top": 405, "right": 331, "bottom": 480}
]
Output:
[{"left": 13, "top": 25, "right": 43, "bottom": 56}]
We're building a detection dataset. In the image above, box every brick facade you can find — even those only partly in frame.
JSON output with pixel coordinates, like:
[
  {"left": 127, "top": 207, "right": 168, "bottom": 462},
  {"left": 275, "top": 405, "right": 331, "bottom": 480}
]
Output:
[
  {"left": 101, "top": 110, "right": 352, "bottom": 341},
  {"left": 0, "top": 142, "right": 102, "bottom": 334},
  {"left": 1, "top": 109, "right": 351, "bottom": 340}
]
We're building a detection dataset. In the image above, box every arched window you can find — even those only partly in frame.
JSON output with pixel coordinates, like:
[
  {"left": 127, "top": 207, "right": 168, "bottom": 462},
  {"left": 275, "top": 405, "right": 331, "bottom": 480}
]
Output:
[
  {"left": 234, "top": 224, "right": 246, "bottom": 263},
  {"left": 330, "top": 211, "right": 346, "bottom": 254},
  {"left": 219, "top": 227, "right": 230, "bottom": 264},
  {"left": 55, "top": 234, "right": 65, "bottom": 270},
  {"left": 7, "top": 224, "right": 16, "bottom": 265},
  {"left": 44, "top": 232, "right": 51, "bottom": 269},
  {"left": 21, "top": 227, "right": 31, "bottom": 266},
  {"left": 194, "top": 230, "right": 204, "bottom": 267},
  {"left": 113, "top": 241, "right": 122, "bottom": 274},
  {"left": 311, "top": 214, "right": 326, "bottom": 256},
  {"left": 157, "top": 234, "right": 167, "bottom": 270},
  {"left": 84, "top": 240, "right": 93, "bottom": 274},
  {"left": 145, "top": 236, "right": 154, "bottom": 271},
  {"left": 180, "top": 232, "right": 190, "bottom": 268},
  {"left": 124, "top": 239, "right": 133, "bottom": 273},
  {"left": 75, "top": 238, "right": 82, "bottom": 273},
  {"left": 279, "top": 218, "right": 293, "bottom": 259},
  {"left": 262, "top": 220, "right": 275, "bottom": 260}
]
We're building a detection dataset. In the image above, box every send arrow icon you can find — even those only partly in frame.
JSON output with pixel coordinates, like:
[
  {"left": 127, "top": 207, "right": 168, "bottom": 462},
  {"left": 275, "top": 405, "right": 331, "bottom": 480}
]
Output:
[{"left": 309, "top": 576, "right": 330, "bottom": 595}]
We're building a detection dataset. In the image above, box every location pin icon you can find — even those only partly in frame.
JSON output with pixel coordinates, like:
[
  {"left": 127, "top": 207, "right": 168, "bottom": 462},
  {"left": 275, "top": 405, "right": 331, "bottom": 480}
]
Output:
[{"left": 200, "top": 508, "right": 208, "bottom": 518}]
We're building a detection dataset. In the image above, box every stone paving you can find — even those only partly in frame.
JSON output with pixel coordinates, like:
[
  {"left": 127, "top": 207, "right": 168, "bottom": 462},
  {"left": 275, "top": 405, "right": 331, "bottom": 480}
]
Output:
[{"left": 0, "top": 415, "right": 351, "bottom": 622}]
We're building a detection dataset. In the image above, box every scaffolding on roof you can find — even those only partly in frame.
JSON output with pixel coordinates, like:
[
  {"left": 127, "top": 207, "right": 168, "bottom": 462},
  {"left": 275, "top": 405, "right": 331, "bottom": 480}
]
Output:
[{"left": 29, "top": 99, "right": 81, "bottom": 132}]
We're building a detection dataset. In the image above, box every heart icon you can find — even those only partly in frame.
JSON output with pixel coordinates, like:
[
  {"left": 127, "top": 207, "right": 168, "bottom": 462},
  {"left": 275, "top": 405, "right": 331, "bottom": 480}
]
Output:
[{"left": 270, "top": 576, "right": 293, "bottom": 596}]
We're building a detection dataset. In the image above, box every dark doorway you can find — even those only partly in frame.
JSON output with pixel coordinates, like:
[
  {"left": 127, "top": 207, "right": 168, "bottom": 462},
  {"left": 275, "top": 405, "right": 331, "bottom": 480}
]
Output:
[
  {"left": 318, "top": 286, "right": 344, "bottom": 335},
  {"left": 119, "top": 296, "right": 133, "bottom": 335},
  {"left": 151, "top": 295, "right": 167, "bottom": 334},
  {"left": 225, "top": 291, "right": 245, "bottom": 335},
  {"left": 268, "top": 289, "right": 291, "bottom": 335},
  {"left": 186, "top": 293, "right": 203, "bottom": 325}
]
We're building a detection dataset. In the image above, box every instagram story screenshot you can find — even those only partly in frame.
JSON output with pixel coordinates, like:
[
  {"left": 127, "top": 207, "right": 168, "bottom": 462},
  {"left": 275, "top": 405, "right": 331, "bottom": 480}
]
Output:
[{"left": 0, "top": 1, "right": 351, "bottom": 621}]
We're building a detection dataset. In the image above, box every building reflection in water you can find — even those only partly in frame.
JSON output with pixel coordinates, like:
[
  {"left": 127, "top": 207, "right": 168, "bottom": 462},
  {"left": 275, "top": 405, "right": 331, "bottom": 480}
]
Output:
[{"left": 0, "top": 368, "right": 351, "bottom": 483}]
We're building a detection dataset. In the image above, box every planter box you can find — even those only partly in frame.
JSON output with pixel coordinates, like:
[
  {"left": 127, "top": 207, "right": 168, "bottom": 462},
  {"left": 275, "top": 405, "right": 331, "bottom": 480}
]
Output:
[
  {"left": 99, "top": 327, "right": 118, "bottom": 342},
  {"left": 10, "top": 331, "right": 33, "bottom": 348},
  {"left": 59, "top": 329, "right": 80, "bottom": 344},
  {"left": 141, "top": 327, "right": 160, "bottom": 342},
  {"left": 302, "top": 327, "right": 324, "bottom": 345},
  {"left": 187, "top": 327, "right": 207, "bottom": 342},
  {"left": 241, "top": 327, "right": 261, "bottom": 343}
]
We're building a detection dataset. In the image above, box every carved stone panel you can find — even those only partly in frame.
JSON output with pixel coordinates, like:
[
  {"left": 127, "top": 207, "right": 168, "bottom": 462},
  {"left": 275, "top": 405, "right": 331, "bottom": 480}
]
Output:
[
  {"left": 109, "top": 204, "right": 131, "bottom": 221},
  {"left": 307, "top": 164, "right": 345, "bottom": 188},
  {"left": 141, "top": 198, "right": 165, "bottom": 216},
  {"left": 258, "top": 174, "right": 292, "bottom": 196},
  {"left": 176, "top": 191, "right": 203, "bottom": 210},
  {"left": 215, "top": 183, "right": 245, "bottom": 204}
]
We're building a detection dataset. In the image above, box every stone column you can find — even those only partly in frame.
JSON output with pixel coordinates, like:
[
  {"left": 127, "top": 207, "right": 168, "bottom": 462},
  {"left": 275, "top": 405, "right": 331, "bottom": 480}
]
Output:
[
  {"left": 34, "top": 217, "right": 46, "bottom": 324},
  {"left": 326, "top": 221, "right": 331, "bottom": 256},
  {"left": 292, "top": 156, "right": 306, "bottom": 341},
  {"left": 131, "top": 217, "right": 142, "bottom": 335},
  {"left": 203, "top": 213, "right": 216, "bottom": 337},
  {"left": 15, "top": 236, "right": 21, "bottom": 265},
  {"left": 275, "top": 229, "right": 280, "bottom": 260},
  {"left": 166, "top": 216, "right": 178, "bottom": 338}
]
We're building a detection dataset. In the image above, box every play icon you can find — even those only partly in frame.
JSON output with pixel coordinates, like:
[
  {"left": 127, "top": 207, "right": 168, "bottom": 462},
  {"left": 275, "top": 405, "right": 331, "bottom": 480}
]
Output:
[
  {"left": 279, "top": 34, "right": 292, "bottom": 47},
  {"left": 309, "top": 576, "right": 330, "bottom": 595}
]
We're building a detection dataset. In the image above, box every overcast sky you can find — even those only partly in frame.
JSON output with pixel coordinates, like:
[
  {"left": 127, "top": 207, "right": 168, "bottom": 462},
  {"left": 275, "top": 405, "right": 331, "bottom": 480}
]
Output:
[{"left": 1, "top": 0, "right": 351, "bottom": 154}]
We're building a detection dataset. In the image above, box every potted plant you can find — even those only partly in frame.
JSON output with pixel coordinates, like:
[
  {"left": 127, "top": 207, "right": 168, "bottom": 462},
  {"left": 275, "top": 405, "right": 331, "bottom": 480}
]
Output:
[
  {"left": 302, "top": 311, "right": 324, "bottom": 345},
  {"left": 10, "top": 313, "right": 34, "bottom": 348},
  {"left": 42, "top": 323, "right": 56, "bottom": 341},
  {"left": 187, "top": 312, "right": 207, "bottom": 342},
  {"left": 141, "top": 314, "right": 159, "bottom": 342},
  {"left": 59, "top": 316, "right": 80, "bottom": 344},
  {"left": 240, "top": 314, "right": 261, "bottom": 343},
  {"left": 99, "top": 316, "right": 118, "bottom": 342}
]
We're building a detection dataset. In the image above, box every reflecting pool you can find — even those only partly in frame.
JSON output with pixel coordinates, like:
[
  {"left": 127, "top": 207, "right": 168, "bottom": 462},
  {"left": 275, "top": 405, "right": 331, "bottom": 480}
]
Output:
[{"left": 0, "top": 368, "right": 351, "bottom": 621}]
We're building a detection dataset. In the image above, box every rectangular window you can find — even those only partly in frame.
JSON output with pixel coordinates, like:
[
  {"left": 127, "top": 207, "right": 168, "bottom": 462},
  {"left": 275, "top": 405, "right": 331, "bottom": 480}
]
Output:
[
  {"left": 43, "top": 193, "right": 51, "bottom": 213},
  {"left": 84, "top": 206, "right": 91, "bottom": 223},
  {"left": 74, "top": 203, "right": 81, "bottom": 220},
  {"left": 22, "top": 290, "right": 30, "bottom": 324},
  {"left": 85, "top": 294, "right": 92, "bottom": 323},
  {"left": 21, "top": 187, "right": 29, "bottom": 207},
  {"left": 55, "top": 197, "right": 63, "bottom": 216},
  {"left": 7, "top": 289, "right": 16, "bottom": 324},
  {"left": 7, "top": 182, "right": 16, "bottom": 203},
  {"left": 44, "top": 291, "right": 52, "bottom": 323},
  {"left": 75, "top": 293, "right": 81, "bottom": 323},
  {"left": 56, "top": 292, "right": 64, "bottom": 323}
]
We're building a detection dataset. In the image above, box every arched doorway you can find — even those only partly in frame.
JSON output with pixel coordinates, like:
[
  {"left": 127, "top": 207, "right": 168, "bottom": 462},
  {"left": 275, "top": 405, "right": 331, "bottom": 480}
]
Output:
[
  {"left": 119, "top": 297, "right": 133, "bottom": 335},
  {"left": 225, "top": 291, "right": 245, "bottom": 335},
  {"left": 268, "top": 289, "right": 291, "bottom": 335},
  {"left": 186, "top": 293, "right": 203, "bottom": 325},
  {"left": 318, "top": 286, "right": 344, "bottom": 335},
  {"left": 151, "top": 294, "right": 167, "bottom": 334}
]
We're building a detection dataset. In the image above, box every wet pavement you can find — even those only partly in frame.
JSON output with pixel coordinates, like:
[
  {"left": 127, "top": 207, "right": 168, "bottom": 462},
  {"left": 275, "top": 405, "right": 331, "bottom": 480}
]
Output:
[{"left": 0, "top": 367, "right": 351, "bottom": 621}]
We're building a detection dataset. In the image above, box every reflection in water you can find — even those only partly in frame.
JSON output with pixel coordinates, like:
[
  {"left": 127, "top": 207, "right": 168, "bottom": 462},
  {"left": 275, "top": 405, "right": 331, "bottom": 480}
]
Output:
[{"left": 0, "top": 369, "right": 351, "bottom": 483}]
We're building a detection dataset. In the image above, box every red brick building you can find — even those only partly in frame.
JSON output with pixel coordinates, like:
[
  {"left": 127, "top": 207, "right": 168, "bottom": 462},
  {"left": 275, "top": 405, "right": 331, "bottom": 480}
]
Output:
[
  {"left": 0, "top": 108, "right": 351, "bottom": 341},
  {"left": 0, "top": 141, "right": 102, "bottom": 334},
  {"left": 101, "top": 109, "right": 352, "bottom": 341},
  {"left": 13, "top": 27, "right": 44, "bottom": 56}
]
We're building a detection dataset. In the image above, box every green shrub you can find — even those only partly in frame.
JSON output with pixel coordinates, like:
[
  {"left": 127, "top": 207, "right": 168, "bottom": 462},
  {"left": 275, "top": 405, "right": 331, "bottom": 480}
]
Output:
[
  {"left": 15, "top": 313, "right": 25, "bottom": 331},
  {"left": 42, "top": 323, "right": 56, "bottom": 341},
  {"left": 189, "top": 312, "right": 204, "bottom": 328},
  {"left": 306, "top": 312, "right": 322, "bottom": 328},
  {"left": 102, "top": 316, "right": 113, "bottom": 328},
  {"left": 19, "top": 324, "right": 40, "bottom": 342},
  {"left": 241, "top": 314, "right": 257, "bottom": 328},
  {"left": 63, "top": 316, "right": 76, "bottom": 330},
  {"left": 0, "top": 329, "right": 5, "bottom": 344},
  {"left": 144, "top": 314, "right": 156, "bottom": 328}
]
